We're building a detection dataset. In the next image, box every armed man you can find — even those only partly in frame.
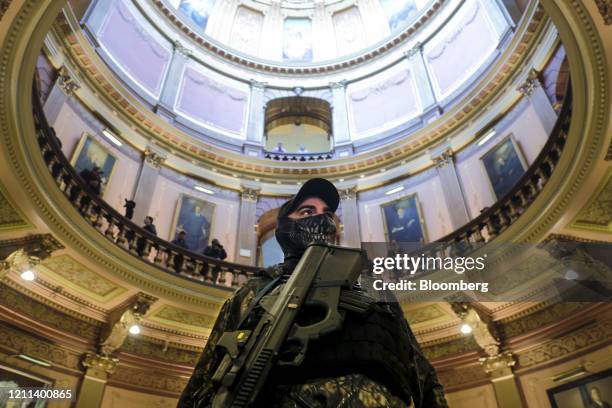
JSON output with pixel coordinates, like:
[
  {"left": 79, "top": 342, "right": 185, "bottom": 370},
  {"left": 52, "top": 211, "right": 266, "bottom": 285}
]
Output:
[{"left": 177, "top": 178, "right": 448, "bottom": 408}]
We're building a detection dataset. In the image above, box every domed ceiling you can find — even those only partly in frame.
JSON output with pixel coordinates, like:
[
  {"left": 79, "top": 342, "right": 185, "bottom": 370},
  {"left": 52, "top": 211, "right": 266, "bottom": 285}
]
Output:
[{"left": 165, "top": 0, "right": 429, "bottom": 63}]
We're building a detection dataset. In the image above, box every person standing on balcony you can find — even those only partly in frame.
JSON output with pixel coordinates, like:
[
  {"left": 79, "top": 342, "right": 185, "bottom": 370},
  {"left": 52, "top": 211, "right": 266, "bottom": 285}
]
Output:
[{"left": 203, "top": 238, "right": 227, "bottom": 283}]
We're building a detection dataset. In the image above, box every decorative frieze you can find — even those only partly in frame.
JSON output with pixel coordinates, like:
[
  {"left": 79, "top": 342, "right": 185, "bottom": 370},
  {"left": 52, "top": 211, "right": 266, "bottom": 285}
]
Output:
[
  {"left": 83, "top": 352, "right": 119, "bottom": 375},
  {"left": 339, "top": 186, "right": 357, "bottom": 201},
  {"left": 241, "top": 188, "right": 259, "bottom": 202},
  {"left": 595, "top": 0, "right": 612, "bottom": 24},
  {"left": 432, "top": 148, "right": 454, "bottom": 168}
]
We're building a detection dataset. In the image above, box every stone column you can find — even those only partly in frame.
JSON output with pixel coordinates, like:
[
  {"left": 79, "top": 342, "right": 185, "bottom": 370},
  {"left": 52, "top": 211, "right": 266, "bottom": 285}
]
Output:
[
  {"left": 432, "top": 148, "right": 470, "bottom": 229},
  {"left": 312, "top": 1, "right": 335, "bottom": 61},
  {"left": 356, "top": 0, "right": 390, "bottom": 45},
  {"left": 404, "top": 44, "right": 439, "bottom": 122},
  {"left": 517, "top": 69, "right": 558, "bottom": 134},
  {"left": 155, "top": 41, "right": 192, "bottom": 122},
  {"left": 235, "top": 186, "right": 260, "bottom": 266},
  {"left": 246, "top": 80, "right": 267, "bottom": 144},
  {"left": 339, "top": 187, "right": 361, "bottom": 247},
  {"left": 44, "top": 66, "right": 81, "bottom": 125},
  {"left": 260, "top": 1, "right": 283, "bottom": 60},
  {"left": 481, "top": 353, "right": 523, "bottom": 408},
  {"left": 329, "top": 80, "right": 350, "bottom": 147},
  {"left": 131, "top": 146, "right": 166, "bottom": 224},
  {"left": 74, "top": 353, "right": 118, "bottom": 408},
  {"left": 206, "top": 0, "right": 238, "bottom": 43}
]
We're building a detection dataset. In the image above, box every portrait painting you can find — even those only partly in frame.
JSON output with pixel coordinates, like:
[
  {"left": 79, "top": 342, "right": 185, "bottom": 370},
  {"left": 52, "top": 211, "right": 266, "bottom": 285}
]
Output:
[
  {"left": 178, "top": 0, "right": 216, "bottom": 30},
  {"left": 481, "top": 135, "right": 527, "bottom": 199},
  {"left": 71, "top": 133, "right": 117, "bottom": 195},
  {"left": 0, "top": 364, "right": 52, "bottom": 407},
  {"left": 547, "top": 368, "right": 612, "bottom": 408},
  {"left": 379, "top": 0, "right": 419, "bottom": 32},
  {"left": 171, "top": 194, "right": 215, "bottom": 252},
  {"left": 381, "top": 194, "right": 427, "bottom": 244},
  {"left": 283, "top": 18, "right": 313, "bottom": 62}
]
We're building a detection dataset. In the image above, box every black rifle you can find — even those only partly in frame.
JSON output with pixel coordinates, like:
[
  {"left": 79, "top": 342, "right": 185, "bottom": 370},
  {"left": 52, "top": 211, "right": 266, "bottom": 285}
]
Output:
[{"left": 210, "top": 243, "right": 368, "bottom": 407}]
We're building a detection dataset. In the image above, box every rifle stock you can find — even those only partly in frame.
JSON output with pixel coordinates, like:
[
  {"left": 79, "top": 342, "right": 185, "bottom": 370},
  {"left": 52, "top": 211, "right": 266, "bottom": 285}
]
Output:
[{"left": 211, "top": 244, "right": 367, "bottom": 407}]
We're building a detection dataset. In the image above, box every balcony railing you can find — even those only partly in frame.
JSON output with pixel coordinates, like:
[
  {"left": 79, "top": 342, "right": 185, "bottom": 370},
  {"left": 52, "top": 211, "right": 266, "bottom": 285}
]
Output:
[
  {"left": 32, "top": 80, "right": 571, "bottom": 287},
  {"left": 33, "top": 87, "right": 261, "bottom": 289},
  {"left": 263, "top": 151, "right": 334, "bottom": 161}
]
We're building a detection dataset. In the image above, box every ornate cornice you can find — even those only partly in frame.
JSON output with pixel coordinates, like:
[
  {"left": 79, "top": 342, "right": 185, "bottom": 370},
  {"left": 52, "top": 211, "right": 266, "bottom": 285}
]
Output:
[
  {"left": 517, "top": 68, "right": 541, "bottom": 97},
  {"left": 50, "top": 2, "right": 548, "bottom": 180},
  {"left": 595, "top": 0, "right": 612, "bottom": 24},
  {"left": 241, "top": 187, "right": 259, "bottom": 202},
  {"left": 144, "top": 147, "right": 166, "bottom": 169},
  {"left": 516, "top": 320, "right": 612, "bottom": 368},
  {"left": 150, "top": 0, "right": 446, "bottom": 75}
]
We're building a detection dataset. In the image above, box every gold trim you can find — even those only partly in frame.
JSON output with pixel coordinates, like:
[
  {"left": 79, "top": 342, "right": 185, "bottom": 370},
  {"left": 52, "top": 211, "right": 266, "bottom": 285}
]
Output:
[
  {"left": 569, "top": 166, "right": 612, "bottom": 232},
  {"left": 0, "top": 180, "right": 31, "bottom": 231},
  {"left": 169, "top": 192, "right": 216, "bottom": 247},
  {"left": 69, "top": 132, "right": 118, "bottom": 198},
  {"left": 479, "top": 133, "right": 528, "bottom": 200},
  {"left": 380, "top": 193, "right": 428, "bottom": 244}
]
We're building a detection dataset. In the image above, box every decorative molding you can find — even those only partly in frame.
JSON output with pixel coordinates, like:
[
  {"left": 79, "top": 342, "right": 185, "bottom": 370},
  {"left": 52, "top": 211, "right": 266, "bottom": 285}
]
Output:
[
  {"left": 517, "top": 320, "right": 612, "bottom": 367},
  {"left": 83, "top": 352, "right": 119, "bottom": 375},
  {"left": 422, "top": 336, "right": 480, "bottom": 360},
  {"left": 149, "top": 305, "right": 215, "bottom": 330},
  {"left": 56, "top": 65, "right": 80, "bottom": 95},
  {"left": 432, "top": 148, "right": 454, "bottom": 168},
  {"left": 329, "top": 80, "right": 347, "bottom": 90},
  {"left": 0, "top": 321, "right": 83, "bottom": 370},
  {"left": 120, "top": 335, "right": 200, "bottom": 365},
  {"left": 100, "top": 293, "right": 157, "bottom": 356},
  {"left": 172, "top": 39, "right": 192, "bottom": 57},
  {"left": 480, "top": 351, "right": 516, "bottom": 377},
  {"left": 109, "top": 365, "right": 187, "bottom": 394},
  {"left": 595, "top": 0, "right": 612, "bottom": 24},
  {"left": 499, "top": 302, "right": 585, "bottom": 338},
  {"left": 0, "top": 183, "right": 27, "bottom": 230},
  {"left": 0, "top": 283, "right": 100, "bottom": 339},
  {"left": 339, "top": 186, "right": 357, "bottom": 201},
  {"left": 517, "top": 68, "right": 541, "bottom": 97},
  {"left": 403, "top": 42, "right": 422, "bottom": 60},
  {"left": 144, "top": 146, "right": 167, "bottom": 169},
  {"left": 570, "top": 167, "right": 612, "bottom": 232},
  {"left": 436, "top": 364, "right": 489, "bottom": 390},
  {"left": 241, "top": 188, "right": 259, "bottom": 202}
]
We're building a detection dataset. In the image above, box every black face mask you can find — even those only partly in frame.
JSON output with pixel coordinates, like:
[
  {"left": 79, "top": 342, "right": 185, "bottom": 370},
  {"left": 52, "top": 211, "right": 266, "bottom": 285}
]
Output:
[{"left": 275, "top": 212, "right": 337, "bottom": 261}]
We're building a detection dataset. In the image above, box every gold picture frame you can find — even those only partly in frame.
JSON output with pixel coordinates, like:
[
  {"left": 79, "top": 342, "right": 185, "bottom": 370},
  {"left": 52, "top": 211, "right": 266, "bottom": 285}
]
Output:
[
  {"left": 479, "top": 133, "right": 528, "bottom": 200},
  {"left": 169, "top": 193, "right": 216, "bottom": 253},
  {"left": 70, "top": 132, "right": 118, "bottom": 197},
  {"left": 380, "top": 193, "right": 428, "bottom": 243}
]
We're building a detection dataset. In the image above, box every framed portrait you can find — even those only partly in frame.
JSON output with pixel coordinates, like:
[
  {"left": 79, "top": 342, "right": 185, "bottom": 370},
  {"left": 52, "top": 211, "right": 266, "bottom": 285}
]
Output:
[
  {"left": 170, "top": 194, "right": 215, "bottom": 253},
  {"left": 178, "top": 0, "right": 216, "bottom": 30},
  {"left": 547, "top": 368, "right": 612, "bottom": 408},
  {"left": 283, "top": 18, "right": 313, "bottom": 62},
  {"left": 380, "top": 194, "right": 427, "bottom": 244},
  {"left": 480, "top": 134, "right": 527, "bottom": 200},
  {"left": 0, "top": 364, "right": 53, "bottom": 407},
  {"left": 71, "top": 132, "right": 117, "bottom": 196}
]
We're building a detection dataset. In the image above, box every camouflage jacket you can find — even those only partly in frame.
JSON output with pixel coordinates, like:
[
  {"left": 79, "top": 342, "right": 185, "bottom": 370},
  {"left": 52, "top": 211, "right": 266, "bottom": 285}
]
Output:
[{"left": 177, "top": 263, "right": 448, "bottom": 408}]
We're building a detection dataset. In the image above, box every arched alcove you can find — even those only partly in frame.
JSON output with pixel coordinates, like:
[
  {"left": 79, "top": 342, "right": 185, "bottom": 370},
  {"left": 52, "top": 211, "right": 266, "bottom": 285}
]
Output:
[{"left": 264, "top": 97, "right": 332, "bottom": 154}]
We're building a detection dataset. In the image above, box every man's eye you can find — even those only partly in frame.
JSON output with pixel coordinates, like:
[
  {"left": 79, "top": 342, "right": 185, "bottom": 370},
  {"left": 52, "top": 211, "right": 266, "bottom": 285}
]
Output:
[{"left": 300, "top": 209, "right": 314, "bottom": 216}]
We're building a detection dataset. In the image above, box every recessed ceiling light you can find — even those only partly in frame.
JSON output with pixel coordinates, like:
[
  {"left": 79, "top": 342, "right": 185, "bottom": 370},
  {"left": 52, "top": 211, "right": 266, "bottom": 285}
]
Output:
[
  {"left": 460, "top": 323, "right": 472, "bottom": 334},
  {"left": 102, "top": 129, "right": 122, "bottom": 147},
  {"left": 129, "top": 324, "right": 141, "bottom": 335},
  {"left": 339, "top": 178, "right": 344, "bottom": 182},
  {"left": 360, "top": 174, "right": 365, "bottom": 178},
  {"left": 385, "top": 186, "right": 404, "bottom": 195},
  {"left": 194, "top": 185, "right": 214, "bottom": 194}
]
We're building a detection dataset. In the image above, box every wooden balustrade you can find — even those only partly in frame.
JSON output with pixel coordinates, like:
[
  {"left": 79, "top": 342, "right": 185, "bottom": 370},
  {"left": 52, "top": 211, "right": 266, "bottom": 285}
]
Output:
[{"left": 31, "top": 81, "right": 571, "bottom": 287}]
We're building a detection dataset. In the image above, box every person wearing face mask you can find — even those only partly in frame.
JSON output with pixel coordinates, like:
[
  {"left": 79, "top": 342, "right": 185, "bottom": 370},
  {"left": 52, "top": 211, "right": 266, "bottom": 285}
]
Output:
[{"left": 177, "top": 178, "right": 447, "bottom": 408}]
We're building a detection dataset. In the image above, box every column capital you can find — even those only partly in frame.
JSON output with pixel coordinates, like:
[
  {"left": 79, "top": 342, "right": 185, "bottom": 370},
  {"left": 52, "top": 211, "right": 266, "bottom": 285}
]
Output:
[
  {"left": 479, "top": 351, "right": 516, "bottom": 377},
  {"left": 57, "top": 66, "right": 81, "bottom": 95},
  {"left": 403, "top": 42, "right": 423, "bottom": 60},
  {"left": 329, "top": 79, "right": 348, "bottom": 90},
  {"left": 517, "top": 68, "right": 541, "bottom": 97},
  {"left": 432, "top": 148, "right": 454, "bottom": 168},
  {"left": 143, "top": 147, "right": 167, "bottom": 169},
  {"left": 172, "top": 40, "right": 192, "bottom": 57},
  {"left": 250, "top": 79, "right": 267, "bottom": 90},
  {"left": 241, "top": 188, "right": 260, "bottom": 202},
  {"left": 82, "top": 352, "right": 119, "bottom": 375},
  {"left": 339, "top": 186, "right": 357, "bottom": 200}
]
